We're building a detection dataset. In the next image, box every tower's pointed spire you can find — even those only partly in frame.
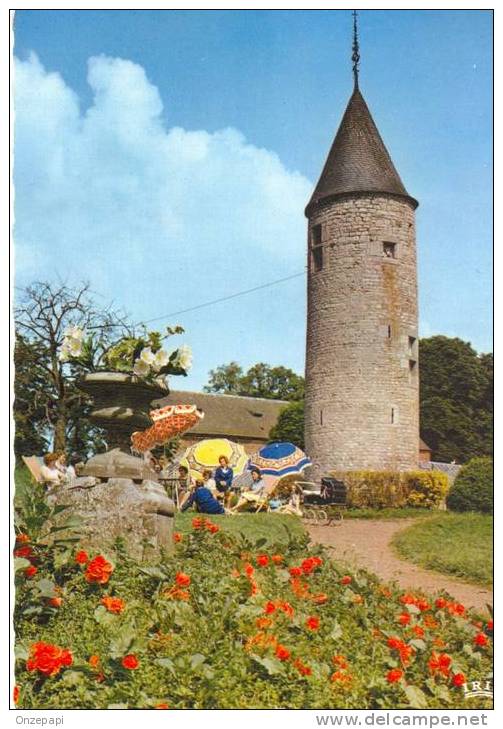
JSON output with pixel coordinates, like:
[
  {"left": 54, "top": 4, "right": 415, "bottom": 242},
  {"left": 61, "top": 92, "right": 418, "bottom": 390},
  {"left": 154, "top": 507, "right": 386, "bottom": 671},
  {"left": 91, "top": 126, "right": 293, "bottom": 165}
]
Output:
[
  {"left": 352, "top": 10, "right": 360, "bottom": 90},
  {"left": 305, "top": 10, "right": 417, "bottom": 216}
]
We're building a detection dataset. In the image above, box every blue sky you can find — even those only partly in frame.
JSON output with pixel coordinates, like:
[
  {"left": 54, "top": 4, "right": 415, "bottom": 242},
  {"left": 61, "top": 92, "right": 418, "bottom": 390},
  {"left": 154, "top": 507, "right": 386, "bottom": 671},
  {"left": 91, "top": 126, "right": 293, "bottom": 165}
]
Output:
[{"left": 13, "top": 9, "right": 493, "bottom": 390}]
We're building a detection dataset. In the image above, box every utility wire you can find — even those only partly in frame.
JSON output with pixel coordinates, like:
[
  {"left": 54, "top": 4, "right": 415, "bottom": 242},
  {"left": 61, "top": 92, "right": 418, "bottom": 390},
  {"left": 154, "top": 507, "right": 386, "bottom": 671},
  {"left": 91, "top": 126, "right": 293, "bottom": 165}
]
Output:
[{"left": 137, "top": 270, "right": 306, "bottom": 327}]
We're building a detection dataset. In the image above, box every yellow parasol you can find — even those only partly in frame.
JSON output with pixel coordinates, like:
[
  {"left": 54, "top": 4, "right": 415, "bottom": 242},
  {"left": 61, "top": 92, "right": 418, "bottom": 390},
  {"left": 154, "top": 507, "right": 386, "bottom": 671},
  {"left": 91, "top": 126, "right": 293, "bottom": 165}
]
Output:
[{"left": 180, "top": 438, "right": 249, "bottom": 481}]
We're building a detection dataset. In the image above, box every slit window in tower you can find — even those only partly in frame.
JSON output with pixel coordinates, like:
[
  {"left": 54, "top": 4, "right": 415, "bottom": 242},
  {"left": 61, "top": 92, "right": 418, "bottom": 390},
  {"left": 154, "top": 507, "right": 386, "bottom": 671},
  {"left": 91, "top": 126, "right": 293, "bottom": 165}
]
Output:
[
  {"left": 391, "top": 407, "right": 395, "bottom": 424},
  {"left": 409, "top": 359, "right": 417, "bottom": 383},
  {"left": 408, "top": 336, "right": 416, "bottom": 354},
  {"left": 383, "top": 242, "right": 396, "bottom": 259},
  {"left": 320, "top": 409, "right": 323, "bottom": 426},
  {"left": 387, "top": 324, "right": 392, "bottom": 338},
  {"left": 311, "top": 224, "right": 324, "bottom": 271}
]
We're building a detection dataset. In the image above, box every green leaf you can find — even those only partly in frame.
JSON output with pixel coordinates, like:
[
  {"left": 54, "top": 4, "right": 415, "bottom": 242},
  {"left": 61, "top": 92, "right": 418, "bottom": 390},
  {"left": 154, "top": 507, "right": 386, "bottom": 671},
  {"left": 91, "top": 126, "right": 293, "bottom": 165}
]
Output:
[
  {"left": 404, "top": 685, "right": 429, "bottom": 708},
  {"left": 14, "top": 557, "right": 31, "bottom": 572},
  {"left": 190, "top": 653, "right": 206, "bottom": 669},
  {"left": 409, "top": 638, "right": 426, "bottom": 651},
  {"left": 15, "top": 644, "right": 28, "bottom": 660},
  {"left": 156, "top": 657, "right": 176, "bottom": 674},
  {"left": 330, "top": 619, "right": 343, "bottom": 640},
  {"left": 53, "top": 549, "right": 71, "bottom": 569},
  {"left": 251, "top": 654, "right": 284, "bottom": 675},
  {"left": 139, "top": 566, "right": 167, "bottom": 580},
  {"left": 109, "top": 622, "right": 136, "bottom": 658},
  {"left": 94, "top": 605, "right": 119, "bottom": 627},
  {"left": 35, "top": 578, "right": 57, "bottom": 598}
]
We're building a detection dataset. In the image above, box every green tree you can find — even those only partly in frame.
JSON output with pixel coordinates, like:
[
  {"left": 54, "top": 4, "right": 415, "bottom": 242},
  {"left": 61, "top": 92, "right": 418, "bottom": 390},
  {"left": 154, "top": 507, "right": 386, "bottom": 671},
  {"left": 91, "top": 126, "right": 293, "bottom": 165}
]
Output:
[
  {"left": 204, "top": 362, "right": 244, "bottom": 395},
  {"left": 419, "top": 336, "right": 493, "bottom": 462},
  {"left": 269, "top": 400, "right": 305, "bottom": 449},
  {"left": 14, "top": 281, "right": 131, "bottom": 455},
  {"left": 204, "top": 362, "right": 304, "bottom": 401}
]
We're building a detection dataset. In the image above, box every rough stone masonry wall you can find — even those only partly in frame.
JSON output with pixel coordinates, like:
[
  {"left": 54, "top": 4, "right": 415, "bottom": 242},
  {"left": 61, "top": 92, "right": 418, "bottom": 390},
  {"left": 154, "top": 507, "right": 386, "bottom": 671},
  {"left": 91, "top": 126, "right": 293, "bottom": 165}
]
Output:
[{"left": 305, "top": 193, "right": 419, "bottom": 477}]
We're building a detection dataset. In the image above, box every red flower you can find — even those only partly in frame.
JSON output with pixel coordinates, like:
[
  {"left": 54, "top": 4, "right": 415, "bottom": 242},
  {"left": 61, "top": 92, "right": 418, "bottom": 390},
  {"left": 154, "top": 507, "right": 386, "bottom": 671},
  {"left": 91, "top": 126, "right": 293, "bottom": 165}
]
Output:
[
  {"left": 452, "top": 673, "right": 466, "bottom": 687},
  {"left": 14, "top": 545, "right": 33, "bottom": 559},
  {"left": 256, "top": 617, "right": 273, "bottom": 630},
  {"left": 155, "top": 703, "right": 169, "bottom": 709},
  {"left": 24, "top": 565, "right": 37, "bottom": 578},
  {"left": 264, "top": 601, "right": 277, "bottom": 615},
  {"left": 256, "top": 555, "right": 269, "bottom": 567},
  {"left": 487, "top": 620, "right": 493, "bottom": 631},
  {"left": 398, "top": 613, "right": 411, "bottom": 626},
  {"left": 416, "top": 599, "right": 431, "bottom": 612},
  {"left": 301, "top": 558, "right": 315, "bottom": 574},
  {"left": 26, "top": 641, "right": 73, "bottom": 676},
  {"left": 13, "top": 685, "right": 19, "bottom": 704},
  {"left": 275, "top": 644, "right": 291, "bottom": 661},
  {"left": 244, "top": 563, "right": 255, "bottom": 577},
  {"left": 387, "top": 637, "right": 402, "bottom": 650},
  {"left": 278, "top": 601, "right": 294, "bottom": 618},
  {"left": 101, "top": 596, "right": 125, "bottom": 614},
  {"left": 173, "top": 532, "right": 182, "bottom": 543},
  {"left": 312, "top": 592, "right": 329, "bottom": 605},
  {"left": 289, "top": 567, "right": 302, "bottom": 577},
  {"left": 175, "top": 572, "right": 191, "bottom": 587},
  {"left": 122, "top": 654, "right": 139, "bottom": 670},
  {"left": 293, "top": 658, "right": 312, "bottom": 676},
  {"left": 428, "top": 652, "right": 452, "bottom": 676},
  {"left": 49, "top": 597, "right": 62, "bottom": 608},
  {"left": 88, "top": 655, "right": 100, "bottom": 668},
  {"left": 16, "top": 533, "right": 30, "bottom": 543},
  {"left": 386, "top": 668, "right": 403, "bottom": 683},
  {"left": 192, "top": 517, "right": 204, "bottom": 530},
  {"left": 333, "top": 654, "right": 348, "bottom": 669},
  {"left": 452, "top": 602, "right": 466, "bottom": 616},
  {"left": 474, "top": 633, "right": 488, "bottom": 647},
  {"left": 306, "top": 615, "right": 320, "bottom": 631},
  {"left": 330, "top": 670, "right": 353, "bottom": 684},
  {"left": 435, "top": 597, "right": 447, "bottom": 609},
  {"left": 411, "top": 625, "right": 425, "bottom": 638},
  {"left": 85, "top": 555, "right": 113, "bottom": 584},
  {"left": 271, "top": 555, "right": 283, "bottom": 564},
  {"left": 341, "top": 575, "right": 352, "bottom": 585},
  {"left": 207, "top": 523, "right": 219, "bottom": 534},
  {"left": 75, "top": 550, "right": 89, "bottom": 564}
]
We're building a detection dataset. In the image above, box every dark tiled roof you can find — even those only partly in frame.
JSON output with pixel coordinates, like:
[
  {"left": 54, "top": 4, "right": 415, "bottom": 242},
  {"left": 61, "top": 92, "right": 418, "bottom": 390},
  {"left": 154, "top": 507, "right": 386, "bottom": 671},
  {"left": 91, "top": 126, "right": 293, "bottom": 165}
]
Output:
[
  {"left": 152, "top": 390, "right": 289, "bottom": 440},
  {"left": 306, "top": 88, "right": 417, "bottom": 214}
]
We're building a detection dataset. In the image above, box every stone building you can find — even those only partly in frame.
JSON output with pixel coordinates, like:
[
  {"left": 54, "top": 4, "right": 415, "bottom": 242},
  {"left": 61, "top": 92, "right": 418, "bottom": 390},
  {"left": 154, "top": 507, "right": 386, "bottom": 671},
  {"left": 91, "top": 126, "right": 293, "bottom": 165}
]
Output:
[
  {"left": 304, "top": 54, "right": 419, "bottom": 476},
  {"left": 155, "top": 390, "right": 289, "bottom": 455}
]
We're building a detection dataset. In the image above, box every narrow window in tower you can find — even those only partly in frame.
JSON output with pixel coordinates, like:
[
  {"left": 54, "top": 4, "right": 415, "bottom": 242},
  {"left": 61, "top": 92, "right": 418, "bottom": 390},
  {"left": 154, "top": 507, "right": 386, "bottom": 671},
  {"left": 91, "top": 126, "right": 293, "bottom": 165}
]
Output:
[
  {"left": 320, "top": 409, "right": 323, "bottom": 426},
  {"left": 387, "top": 324, "right": 392, "bottom": 338},
  {"left": 391, "top": 407, "right": 395, "bottom": 424},
  {"left": 408, "top": 336, "right": 416, "bottom": 354},
  {"left": 383, "top": 242, "right": 396, "bottom": 259},
  {"left": 409, "top": 360, "right": 417, "bottom": 383},
  {"left": 311, "top": 224, "right": 324, "bottom": 271}
]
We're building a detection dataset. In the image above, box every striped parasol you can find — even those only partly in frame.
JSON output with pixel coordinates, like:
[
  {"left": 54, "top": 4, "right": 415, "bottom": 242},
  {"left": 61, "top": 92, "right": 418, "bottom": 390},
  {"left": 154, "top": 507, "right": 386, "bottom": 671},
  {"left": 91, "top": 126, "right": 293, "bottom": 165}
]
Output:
[
  {"left": 131, "top": 404, "right": 204, "bottom": 453},
  {"left": 248, "top": 441, "right": 311, "bottom": 478}
]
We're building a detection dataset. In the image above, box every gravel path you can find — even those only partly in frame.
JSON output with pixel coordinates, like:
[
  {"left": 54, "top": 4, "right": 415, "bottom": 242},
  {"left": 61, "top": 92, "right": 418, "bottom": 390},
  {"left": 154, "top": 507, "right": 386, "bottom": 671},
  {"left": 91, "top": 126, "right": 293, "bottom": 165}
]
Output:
[{"left": 306, "top": 518, "right": 492, "bottom": 613}]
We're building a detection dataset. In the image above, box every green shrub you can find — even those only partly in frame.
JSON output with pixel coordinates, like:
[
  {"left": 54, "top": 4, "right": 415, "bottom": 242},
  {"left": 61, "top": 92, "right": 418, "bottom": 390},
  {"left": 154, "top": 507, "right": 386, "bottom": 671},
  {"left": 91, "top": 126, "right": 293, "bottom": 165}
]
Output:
[
  {"left": 331, "top": 470, "right": 448, "bottom": 510},
  {"left": 447, "top": 456, "right": 493, "bottom": 513}
]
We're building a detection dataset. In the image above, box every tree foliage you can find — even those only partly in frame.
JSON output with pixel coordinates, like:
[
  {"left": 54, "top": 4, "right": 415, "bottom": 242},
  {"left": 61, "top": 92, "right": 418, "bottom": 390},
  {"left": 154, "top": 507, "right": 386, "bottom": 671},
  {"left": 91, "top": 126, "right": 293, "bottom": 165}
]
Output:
[
  {"left": 419, "top": 336, "right": 493, "bottom": 462},
  {"left": 14, "top": 281, "right": 132, "bottom": 457},
  {"left": 446, "top": 456, "right": 493, "bottom": 513},
  {"left": 269, "top": 401, "right": 305, "bottom": 449},
  {"left": 204, "top": 362, "right": 304, "bottom": 401}
]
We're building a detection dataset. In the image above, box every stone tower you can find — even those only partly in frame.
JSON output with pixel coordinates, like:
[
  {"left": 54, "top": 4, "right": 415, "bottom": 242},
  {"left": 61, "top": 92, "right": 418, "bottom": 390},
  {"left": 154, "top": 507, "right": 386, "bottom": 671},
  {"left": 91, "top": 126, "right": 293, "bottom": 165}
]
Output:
[{"left": 304, "top": 29, "right": 419, "bottom": 477}]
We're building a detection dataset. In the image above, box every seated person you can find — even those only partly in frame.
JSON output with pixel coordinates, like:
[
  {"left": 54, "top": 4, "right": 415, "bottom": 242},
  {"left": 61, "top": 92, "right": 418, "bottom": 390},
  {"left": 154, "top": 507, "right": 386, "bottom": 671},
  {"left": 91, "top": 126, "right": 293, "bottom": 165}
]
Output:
[
  {"left": 214, "top": 455, "right": 234, "bottom": 507},
  {"left": 180, "top": 478, "right": 225, "bottom": 515},
  {"left": 40, "top": 453, "right": 66, "bottom": 489},
  {"left": 177, "top": 465, "right": 195, "bottom": 492},
  {"left": 202, "top": 469, "right": 217, "bottom": 497},
  {"left": 232, "top": 468, "right": 267, "bottom": 511}
]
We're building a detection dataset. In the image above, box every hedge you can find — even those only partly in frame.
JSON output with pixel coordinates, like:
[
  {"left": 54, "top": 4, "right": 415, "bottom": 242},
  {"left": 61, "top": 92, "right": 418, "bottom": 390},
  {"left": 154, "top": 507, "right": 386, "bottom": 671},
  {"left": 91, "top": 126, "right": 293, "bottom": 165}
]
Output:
[
  {"left": 330, "top": 470, "right": 449, "bottom": 510},
  {"left": 446, "top": 457, "right": 493, "bottom": 513}
]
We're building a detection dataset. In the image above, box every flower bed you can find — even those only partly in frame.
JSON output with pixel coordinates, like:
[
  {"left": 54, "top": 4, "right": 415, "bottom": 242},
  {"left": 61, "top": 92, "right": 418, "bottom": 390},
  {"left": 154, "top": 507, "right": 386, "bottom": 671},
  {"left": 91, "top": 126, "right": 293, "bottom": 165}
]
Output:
[{"left": 14, "top": 519, "right": 492, "bottom": 709}]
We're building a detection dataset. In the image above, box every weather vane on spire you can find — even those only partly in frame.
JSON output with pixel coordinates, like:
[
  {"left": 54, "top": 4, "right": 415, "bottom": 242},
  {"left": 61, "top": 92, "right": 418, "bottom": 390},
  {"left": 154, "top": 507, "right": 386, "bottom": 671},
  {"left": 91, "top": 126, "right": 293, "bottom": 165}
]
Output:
[{"left": 352, "top": 9, "right": 360, "bottom": 89}]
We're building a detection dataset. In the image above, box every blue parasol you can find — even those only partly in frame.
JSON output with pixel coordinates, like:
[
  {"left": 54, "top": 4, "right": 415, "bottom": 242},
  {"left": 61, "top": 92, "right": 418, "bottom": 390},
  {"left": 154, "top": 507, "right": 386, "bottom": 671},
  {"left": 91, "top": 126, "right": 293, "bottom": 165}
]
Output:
[{"left": 248, "top": 442, "right": 312, "bottom": 478}]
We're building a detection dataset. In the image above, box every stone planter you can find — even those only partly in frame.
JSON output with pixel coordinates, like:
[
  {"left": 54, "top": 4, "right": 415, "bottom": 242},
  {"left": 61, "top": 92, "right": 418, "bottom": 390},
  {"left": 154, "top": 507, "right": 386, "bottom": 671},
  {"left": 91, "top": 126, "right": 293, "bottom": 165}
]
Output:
[{"left": 78, "top": 372, "right": 168, "bottom": 452}]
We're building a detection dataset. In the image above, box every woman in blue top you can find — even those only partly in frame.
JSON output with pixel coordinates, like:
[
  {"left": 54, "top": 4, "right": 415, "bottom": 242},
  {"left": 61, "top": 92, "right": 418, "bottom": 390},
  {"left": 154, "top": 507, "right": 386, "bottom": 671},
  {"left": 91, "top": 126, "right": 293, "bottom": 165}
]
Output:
[
  {"left": 180, "top": 477, "right": 225, "bottom": 515},
  {"left": 214, "top": 455, "right": 234, "bottom": 508}
]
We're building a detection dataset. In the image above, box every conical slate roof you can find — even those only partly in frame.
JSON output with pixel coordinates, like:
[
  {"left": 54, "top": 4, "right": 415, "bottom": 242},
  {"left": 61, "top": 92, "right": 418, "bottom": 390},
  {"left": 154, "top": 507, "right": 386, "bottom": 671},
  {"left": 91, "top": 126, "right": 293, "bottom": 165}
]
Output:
[{"left": 306, "top": 88, "right": 417, "bottom": 214}]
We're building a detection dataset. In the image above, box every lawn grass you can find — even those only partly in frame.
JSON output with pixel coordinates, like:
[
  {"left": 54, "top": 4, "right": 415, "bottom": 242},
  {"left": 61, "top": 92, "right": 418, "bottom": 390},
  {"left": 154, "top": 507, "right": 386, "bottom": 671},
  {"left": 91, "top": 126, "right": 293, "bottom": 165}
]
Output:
[
  {"left": 391, "top": 511, "right": 493, "bottom": 587},
  {"left": 175, "top": 511, "right": 306, "bottom": 546}
]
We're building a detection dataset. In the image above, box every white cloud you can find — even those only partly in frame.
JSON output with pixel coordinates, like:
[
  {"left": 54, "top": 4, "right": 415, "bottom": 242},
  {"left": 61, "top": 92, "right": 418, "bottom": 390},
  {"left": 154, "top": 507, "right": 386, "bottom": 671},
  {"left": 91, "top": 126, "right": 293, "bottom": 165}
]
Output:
[{"left": 14, "top": 53, "right": 312, "bottom": 294}]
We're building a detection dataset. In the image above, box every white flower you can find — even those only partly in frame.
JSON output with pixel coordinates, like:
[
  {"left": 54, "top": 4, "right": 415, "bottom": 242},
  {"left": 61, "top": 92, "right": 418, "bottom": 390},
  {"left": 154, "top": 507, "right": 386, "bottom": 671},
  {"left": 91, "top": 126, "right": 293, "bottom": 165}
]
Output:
[
  {"left": 64, "top": 325, "right": 84, "bottom": 341},
  {"left": 133, "top": 358, "right": 151, "bottom": 377},
  {"left": 153, "top": 349, "right": 169, "bottom": 370},
  {"left": 58, "top": 347, "right": 69, "bottom": 362},
  {"left": 140, "top": 347, "right": 156, "bottom": 365},
  {"left": 66, "top": 338, "right": 83, "bottom": 357},
  {"left": 176, "top": 344, "right": 193, "bottom": 371}
]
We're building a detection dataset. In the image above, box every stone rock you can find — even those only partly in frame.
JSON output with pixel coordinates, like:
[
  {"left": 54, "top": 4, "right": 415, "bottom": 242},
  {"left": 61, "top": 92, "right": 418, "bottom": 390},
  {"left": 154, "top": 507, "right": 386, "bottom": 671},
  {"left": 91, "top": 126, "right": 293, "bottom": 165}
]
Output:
[
  {"left": 52, "top": 477, "right": 175, "bottom": 561},
  {"left": 82, "top": 448, "right": 159, "bottom": 482}
]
